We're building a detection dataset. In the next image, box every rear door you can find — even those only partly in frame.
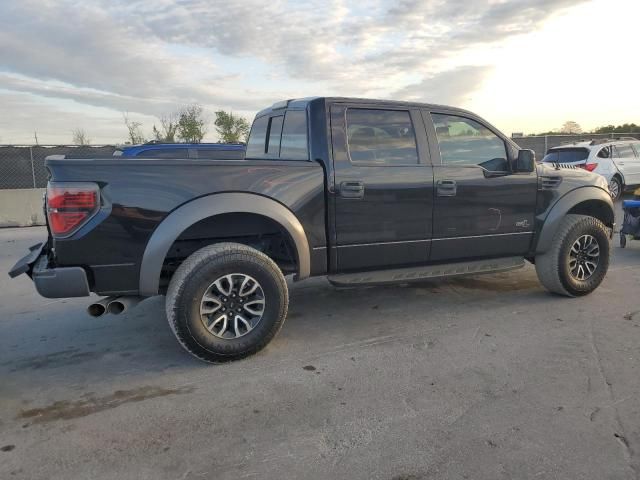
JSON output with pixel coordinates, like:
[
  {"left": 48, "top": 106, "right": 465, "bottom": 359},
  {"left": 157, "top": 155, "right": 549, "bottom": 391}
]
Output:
[
  {"left": 613, "top": 143, "right": 640, "bottom": 185},
  {"left": 330, "top": 104, "right": 434, "bottom": 271},
  {"left": 425, "top": 110, "right": 538, "bottom": 261}
]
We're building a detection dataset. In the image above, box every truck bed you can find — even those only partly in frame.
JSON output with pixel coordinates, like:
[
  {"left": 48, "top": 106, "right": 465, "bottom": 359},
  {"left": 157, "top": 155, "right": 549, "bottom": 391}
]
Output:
[{"left": 44, "top": 156, "right": 326, "bottom": 295}]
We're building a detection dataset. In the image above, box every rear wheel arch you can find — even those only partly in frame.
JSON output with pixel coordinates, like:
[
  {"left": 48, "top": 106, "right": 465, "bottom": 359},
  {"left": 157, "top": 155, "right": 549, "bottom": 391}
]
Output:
[
  {"left": 139, "top": 193, "right": 310, "bottom": 296},
  {"left": 163, "top": 212, "right": 299, "bottom": 281}
]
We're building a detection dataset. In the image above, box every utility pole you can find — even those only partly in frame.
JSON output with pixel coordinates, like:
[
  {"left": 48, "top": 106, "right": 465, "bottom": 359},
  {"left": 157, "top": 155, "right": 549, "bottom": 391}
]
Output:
[{"left": 33, "top": 131, "right": 39, "bottom": 145}]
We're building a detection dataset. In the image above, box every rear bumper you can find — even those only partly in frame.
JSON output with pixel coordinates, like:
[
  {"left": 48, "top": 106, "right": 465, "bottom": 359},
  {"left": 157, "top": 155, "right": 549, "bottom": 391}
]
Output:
[{"left": 8, "top": 243, "right": 90, "bottom": 298}]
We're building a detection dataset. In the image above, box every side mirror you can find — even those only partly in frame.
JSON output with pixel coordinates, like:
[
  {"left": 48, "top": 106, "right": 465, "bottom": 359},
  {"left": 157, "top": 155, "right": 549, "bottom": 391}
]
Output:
[{"left": 515, "top": 149, "right": 535, "bottom": 173}]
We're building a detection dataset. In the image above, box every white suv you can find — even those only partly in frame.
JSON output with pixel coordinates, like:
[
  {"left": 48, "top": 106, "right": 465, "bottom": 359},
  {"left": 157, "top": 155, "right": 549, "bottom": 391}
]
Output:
[{"left": 542, "top": 138, "right": 640, "bottom": 200}]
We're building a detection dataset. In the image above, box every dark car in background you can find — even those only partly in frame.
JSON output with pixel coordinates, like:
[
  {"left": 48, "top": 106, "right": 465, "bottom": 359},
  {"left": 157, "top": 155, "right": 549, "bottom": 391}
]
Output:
[{"left": 115, "top": 142, "right": 245, "bottom": 159}]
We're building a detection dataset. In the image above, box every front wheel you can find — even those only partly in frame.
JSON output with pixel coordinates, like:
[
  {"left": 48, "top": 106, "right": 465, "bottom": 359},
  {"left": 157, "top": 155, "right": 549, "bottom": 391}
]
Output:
[
  {"left": 535, "top": 214, "right": 610, "bottom": 297},
  {"left": 166, "top": 243, "right": 289, "bottom": 363}
]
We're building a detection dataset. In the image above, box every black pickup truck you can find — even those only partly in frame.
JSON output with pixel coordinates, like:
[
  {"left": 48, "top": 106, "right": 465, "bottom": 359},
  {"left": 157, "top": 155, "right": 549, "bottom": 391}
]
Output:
[{"left": 10, "top": 97, "right": 614, "bottom": 362}]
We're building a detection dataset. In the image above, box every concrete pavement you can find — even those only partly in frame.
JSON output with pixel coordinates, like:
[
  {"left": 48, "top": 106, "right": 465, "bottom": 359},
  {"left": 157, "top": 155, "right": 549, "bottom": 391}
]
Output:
[{"left": 1, "top": 226, "right": 639, "bottom": 479}]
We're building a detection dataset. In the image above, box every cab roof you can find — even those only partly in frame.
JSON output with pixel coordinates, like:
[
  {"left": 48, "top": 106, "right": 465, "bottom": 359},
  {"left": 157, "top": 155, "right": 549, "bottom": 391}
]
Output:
[{"left": 255, "top": 96, "right": 477, "bottom": 118}]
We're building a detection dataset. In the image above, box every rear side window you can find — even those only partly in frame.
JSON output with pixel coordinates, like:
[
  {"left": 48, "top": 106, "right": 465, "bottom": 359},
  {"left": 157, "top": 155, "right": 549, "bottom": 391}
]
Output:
[
  {"left": 246, "top": 111, "right": 308, "bottom": 160},
  {"left": 613, "top": 144, "right": 637, "bottom": 158},
  {"left": 431, "top": 114, "right": 507, "bottom": 171},
  {"left": 139, "top": 148, "right": 188, "bottom": 158},
  {"left": 542, "top": 148, "right": 589, "bottom": 163},
  {"left": 346, "top": 109, "right": 418, "bottom": 165},
  {"left": 280, "top": 111, "right": 308, "bottom": 160}
]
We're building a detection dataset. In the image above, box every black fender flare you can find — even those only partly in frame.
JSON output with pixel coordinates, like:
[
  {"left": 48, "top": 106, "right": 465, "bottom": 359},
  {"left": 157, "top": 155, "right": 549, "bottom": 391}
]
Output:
[
  {"left": 138, "top": 193, "right": 311, "bottom": 296},
  {"left": 535, "top": 186, "right": 614, "bottom": 254}
]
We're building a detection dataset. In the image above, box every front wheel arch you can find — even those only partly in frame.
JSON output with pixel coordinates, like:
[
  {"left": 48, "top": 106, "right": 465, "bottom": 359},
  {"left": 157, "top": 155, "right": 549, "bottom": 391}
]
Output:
[{"left": 535, "top": 188, "right": 614, "bottom": 255}]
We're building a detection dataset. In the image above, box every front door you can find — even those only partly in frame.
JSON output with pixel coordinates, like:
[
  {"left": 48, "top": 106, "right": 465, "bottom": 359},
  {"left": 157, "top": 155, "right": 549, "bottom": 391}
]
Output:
[
  {"left": 425, "top": 111, "right": 538, "bottom": 262},
  {"left": 330, "top": 104, "right": 434, "bottom": 272}
]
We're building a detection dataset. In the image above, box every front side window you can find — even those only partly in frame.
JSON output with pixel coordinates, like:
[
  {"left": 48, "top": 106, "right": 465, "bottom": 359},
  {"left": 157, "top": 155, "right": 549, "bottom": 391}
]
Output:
[
  {"left": 346, "top": 109, "right": 418, "bottom": 165},
  {"left": 431, "top": 114, "right": 508, "bottom": 171}
]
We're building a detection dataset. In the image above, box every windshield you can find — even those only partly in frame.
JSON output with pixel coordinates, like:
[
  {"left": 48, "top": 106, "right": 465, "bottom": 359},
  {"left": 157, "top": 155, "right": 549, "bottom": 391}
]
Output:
[{"left": 542, "top": 148, "right": 589, "bottom": 164}]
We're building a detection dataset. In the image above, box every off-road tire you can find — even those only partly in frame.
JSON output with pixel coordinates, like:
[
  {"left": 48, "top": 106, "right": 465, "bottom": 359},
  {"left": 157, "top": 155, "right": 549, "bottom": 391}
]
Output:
[
  {"left": 535, "top": 214, "right": 610, "bottom": 297},
  {"left": 166, "top": 243, "right": 288, "bottom": 363}
]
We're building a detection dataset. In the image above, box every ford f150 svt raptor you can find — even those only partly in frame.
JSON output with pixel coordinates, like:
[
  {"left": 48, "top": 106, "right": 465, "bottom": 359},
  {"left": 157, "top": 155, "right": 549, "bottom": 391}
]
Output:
[{"left": 9, "top": 97, "right": 614, "bottom": 362}]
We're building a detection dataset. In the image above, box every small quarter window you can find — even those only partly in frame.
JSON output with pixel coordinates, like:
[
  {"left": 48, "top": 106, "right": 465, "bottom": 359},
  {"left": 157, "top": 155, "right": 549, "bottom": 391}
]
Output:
[
  {"left": 246, "top": 116, "right": 270, "bottom": 158},
  {"left": 597, "top": 147, "right": 610, "bottom": 159},
  {"left": 266, "top": 116, "right": 284, "bottom": 157}
]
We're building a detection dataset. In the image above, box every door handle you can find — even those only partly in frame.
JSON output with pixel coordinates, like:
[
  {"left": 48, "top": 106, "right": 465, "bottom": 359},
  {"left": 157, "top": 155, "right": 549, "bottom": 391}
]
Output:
[
  {"left": 436, "top": 179, "right": 457, "bottom": 197},
  {"left": 339, "top": 181, "right": 364, "bottom": 199}
]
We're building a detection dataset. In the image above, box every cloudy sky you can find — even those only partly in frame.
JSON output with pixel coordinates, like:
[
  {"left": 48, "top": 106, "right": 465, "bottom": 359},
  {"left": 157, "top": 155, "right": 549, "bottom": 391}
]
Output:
[{"left": 0, "top": 0, "right": 638, "bottom": 144}]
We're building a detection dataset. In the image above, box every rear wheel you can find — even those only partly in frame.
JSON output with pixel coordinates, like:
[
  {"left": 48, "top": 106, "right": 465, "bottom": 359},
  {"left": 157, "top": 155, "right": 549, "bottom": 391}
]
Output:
[
  {"left": 535, "top": 214, "right": 610, "bottom": 297},
  {"left": 166, "top": 243, "right": 288, "bottom": 363},
  {"left": 608, "top": 176, "right": 622, "bottom": 201}
]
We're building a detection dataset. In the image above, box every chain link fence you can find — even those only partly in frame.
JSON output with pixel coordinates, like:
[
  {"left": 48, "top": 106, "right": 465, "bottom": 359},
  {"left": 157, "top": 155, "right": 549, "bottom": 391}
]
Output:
[
  {"left": 0, "top": 145, "right": 117, "bottom": 189},
  {"left": 512, "top": 133, "right": 640, "bottom": 162},
  {"left": 3, "top": 137, "right": 640, "bottom": 189}
]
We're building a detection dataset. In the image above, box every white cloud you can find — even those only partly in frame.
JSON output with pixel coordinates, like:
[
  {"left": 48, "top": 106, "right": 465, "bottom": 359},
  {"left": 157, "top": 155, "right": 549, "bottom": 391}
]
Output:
[{"left": 0, "top": 0, "right": 589, "bottom": 142}]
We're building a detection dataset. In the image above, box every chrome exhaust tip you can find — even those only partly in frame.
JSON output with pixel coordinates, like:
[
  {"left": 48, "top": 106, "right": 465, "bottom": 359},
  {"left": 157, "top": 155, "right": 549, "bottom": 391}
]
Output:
[
  {"left": 106, "top": 300, "right": 125, "bottom": 315},
  {"left": 87, "top": 302, "right": 106, "bottom": 317},
  {"left": 87, "top": 296, "right": 116, "bottom": 317},
  {"left": 106, "top": 296, "right": 142, "bottom": 315}
]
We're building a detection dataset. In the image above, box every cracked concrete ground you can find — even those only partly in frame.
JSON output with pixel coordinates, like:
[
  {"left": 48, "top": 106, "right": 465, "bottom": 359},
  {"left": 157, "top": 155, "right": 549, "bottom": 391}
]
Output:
[{"left": 1, "top": 223, "right": 639, "bottom": 480}]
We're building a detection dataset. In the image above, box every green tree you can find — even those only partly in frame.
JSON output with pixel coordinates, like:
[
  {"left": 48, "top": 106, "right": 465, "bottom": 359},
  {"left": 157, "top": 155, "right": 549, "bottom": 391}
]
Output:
[
  {"left": 214, "top": 110, "right": 250, "bottom": 143},
  {"left": 177, "top": 105, "right": 207, "bottom": 143},
  {"left": 595, "top": 123, "right": 640, "bottom": 134}
]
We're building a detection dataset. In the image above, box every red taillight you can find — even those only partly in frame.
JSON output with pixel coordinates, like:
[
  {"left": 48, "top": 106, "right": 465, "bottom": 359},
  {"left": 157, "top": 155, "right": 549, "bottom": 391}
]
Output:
[
  {"left": 46, "top": 182, "right": 99, "bottom": 236},
  {"left": 579, "top": 163, "right": 598, "bottom": 172}
]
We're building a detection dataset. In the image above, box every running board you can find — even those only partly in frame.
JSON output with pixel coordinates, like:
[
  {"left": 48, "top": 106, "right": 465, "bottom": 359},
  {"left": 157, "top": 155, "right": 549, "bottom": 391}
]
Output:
[{"left": 328, "top": 257, "right": 525, "bottom": 286}]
